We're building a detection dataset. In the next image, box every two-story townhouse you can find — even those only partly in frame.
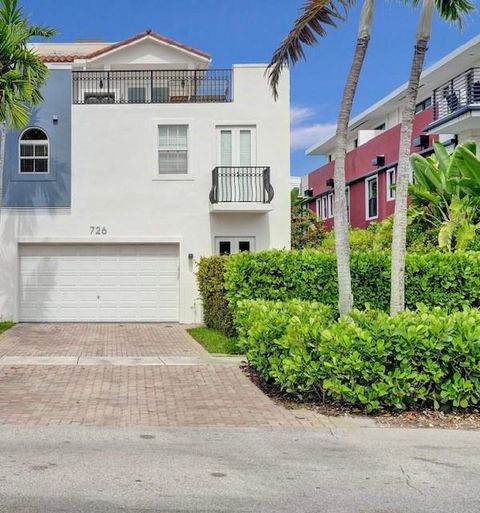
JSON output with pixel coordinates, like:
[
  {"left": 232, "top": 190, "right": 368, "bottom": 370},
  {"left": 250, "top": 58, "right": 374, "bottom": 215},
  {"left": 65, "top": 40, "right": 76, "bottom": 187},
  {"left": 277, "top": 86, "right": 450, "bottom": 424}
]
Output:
[
  {"left": 302, "top": 34, "right": 480, "bottom": 229},
  {"left": 0, "top": 30, "right": 290, "bottom": 323}
]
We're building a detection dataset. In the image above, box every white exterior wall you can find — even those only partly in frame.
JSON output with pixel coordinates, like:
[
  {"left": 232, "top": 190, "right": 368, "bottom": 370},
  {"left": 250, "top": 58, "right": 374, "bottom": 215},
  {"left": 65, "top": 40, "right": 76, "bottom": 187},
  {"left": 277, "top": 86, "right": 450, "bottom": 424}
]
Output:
[{"left": 0, "top": 65, "right": 290, "bottom": 323}]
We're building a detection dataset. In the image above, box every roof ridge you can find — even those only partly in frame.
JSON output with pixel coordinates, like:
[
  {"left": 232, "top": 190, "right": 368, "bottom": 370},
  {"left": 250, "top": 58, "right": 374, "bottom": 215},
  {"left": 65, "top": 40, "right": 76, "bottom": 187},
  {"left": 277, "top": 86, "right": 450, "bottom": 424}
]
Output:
[{"left": 40, "top": 29, "right": 211, "bottom": 63}]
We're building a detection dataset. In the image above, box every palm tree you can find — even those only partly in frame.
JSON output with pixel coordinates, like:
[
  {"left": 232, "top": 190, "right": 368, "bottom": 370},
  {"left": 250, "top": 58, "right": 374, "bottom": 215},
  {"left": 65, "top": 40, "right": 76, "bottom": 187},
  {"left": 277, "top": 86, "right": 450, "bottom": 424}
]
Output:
[
  {"left": 389, "top": 0, "right": 475, "bottom": 315},
  {"left": 267, "top": 0, "right": 374, "bottom": 315},
  {"left": 0, "top": 0, "right": 56, "bottom": 201}
]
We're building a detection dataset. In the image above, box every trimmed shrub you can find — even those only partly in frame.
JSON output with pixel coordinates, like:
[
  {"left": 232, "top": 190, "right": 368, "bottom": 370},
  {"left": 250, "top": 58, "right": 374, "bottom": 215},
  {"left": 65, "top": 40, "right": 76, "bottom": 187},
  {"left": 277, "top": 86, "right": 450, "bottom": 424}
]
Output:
[
  {"left": 225, "top": 250, "right": 480, "bottom": 318},
  {"left": 236, "top": 300, "right": 335, "bottom": 394},
  {"left": 198, "top": 250, "right": 480, "bottom": 336},
  {"left": 196, "top": 256, "right": 235, "bottom": 337},
  {"left": 237, "top": 300, "right": 480, "bottom": 412}
]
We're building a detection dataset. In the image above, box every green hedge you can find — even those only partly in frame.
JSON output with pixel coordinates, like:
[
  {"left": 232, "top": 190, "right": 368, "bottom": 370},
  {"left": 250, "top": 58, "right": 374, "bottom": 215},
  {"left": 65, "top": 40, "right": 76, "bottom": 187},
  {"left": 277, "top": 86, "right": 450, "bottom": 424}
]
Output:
[
  {"left": 225, "top": 250, "right": 480, "bottom": 315},
  {"left": 196, "top": 256, "right": 235, "bottom": 337},
  {"left": 197, "top": 250, "right": 480, "bottom": 336},
  {"left": 237, "top": 300, "right": 480, "bottom": 412}
]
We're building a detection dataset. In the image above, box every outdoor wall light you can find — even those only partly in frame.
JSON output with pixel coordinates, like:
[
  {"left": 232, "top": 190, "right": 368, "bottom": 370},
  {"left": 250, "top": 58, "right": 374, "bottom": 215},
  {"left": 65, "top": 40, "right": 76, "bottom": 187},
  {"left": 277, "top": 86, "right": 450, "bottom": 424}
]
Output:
[
  {"left": 188, "top": 253, "right": 194, "bottom": 260},
  {"left": 413, "top": 134, "right": 429, "bottom": 149},
  {"left": 371, "top": 155, "right": 385, "bottom": 167},
  {"left": 52, "top": 116, "right": 59, "bottom": 125}
]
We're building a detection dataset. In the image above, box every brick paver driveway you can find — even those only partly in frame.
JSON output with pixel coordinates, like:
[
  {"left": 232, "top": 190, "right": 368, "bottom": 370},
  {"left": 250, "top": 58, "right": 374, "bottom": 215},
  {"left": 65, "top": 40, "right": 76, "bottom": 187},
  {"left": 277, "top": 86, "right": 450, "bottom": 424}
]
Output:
[{"left": 0, "top": 324, "right": 324, "bottom": 428}]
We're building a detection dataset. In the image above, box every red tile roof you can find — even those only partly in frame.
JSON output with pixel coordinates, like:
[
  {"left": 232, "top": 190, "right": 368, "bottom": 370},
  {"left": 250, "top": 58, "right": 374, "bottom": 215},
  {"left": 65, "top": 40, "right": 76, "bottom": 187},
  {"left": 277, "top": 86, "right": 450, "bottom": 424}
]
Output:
[{"left": 40, "top": 29, "right": 211, "bottom": 63}]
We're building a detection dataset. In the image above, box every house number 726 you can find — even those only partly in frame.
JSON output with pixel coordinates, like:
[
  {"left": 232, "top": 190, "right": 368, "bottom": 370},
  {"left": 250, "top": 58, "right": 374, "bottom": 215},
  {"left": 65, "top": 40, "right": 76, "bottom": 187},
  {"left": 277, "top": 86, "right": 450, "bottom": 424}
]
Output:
[{"left": 90, "top": 226, "right": 108, "bottom": 235}]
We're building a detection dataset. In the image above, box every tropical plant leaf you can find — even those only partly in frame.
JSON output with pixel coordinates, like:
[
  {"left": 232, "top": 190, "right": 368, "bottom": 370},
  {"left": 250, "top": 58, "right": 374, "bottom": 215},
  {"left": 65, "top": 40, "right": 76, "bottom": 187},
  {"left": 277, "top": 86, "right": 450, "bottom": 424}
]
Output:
[
  {"left": 456, "top": 219, "right": 477, "bottom": 251},
  {"left": 0, "top": 0, "right": 56, "bottom": 128}
]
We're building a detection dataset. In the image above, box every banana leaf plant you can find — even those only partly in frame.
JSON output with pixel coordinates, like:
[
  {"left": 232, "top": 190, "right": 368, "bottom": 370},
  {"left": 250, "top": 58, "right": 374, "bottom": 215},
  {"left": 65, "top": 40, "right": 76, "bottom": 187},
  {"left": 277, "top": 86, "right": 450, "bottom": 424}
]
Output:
[{"left": 409, "top": 140, "right": 480, "bottom": 251}]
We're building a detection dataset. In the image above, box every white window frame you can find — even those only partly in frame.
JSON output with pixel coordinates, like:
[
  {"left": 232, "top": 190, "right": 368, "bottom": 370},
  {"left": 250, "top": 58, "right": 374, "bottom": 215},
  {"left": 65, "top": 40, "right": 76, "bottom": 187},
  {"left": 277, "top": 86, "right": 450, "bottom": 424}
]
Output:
[
  {"left": 386, "top": 167, "right": 396, "bottom": 201},
  {"left": 365, "top": 175, "right": 379, "bottom": 221},
  {"left": 327, "top": 192, "right": 334, "bottom": 218},
  {"left": 18, "top": 127, "right": 49, "bottom": 175},
  {"left": 157, "top": 124, "right": 189, "bottom": 176},
  {"left": 317, "top": 194, "right": 333, "bottom": 221},
  {"left": 316, "top": 197, "right": 322, "bottom": 220},
  {"left": 215, "top": 237, "right": 256, "bottom": 255},
  {"left": 321, "top": 195, "right": 328, "bottom": 220},
  {"left": 216, "top": 126, "right": 257, "bottom": 167}
]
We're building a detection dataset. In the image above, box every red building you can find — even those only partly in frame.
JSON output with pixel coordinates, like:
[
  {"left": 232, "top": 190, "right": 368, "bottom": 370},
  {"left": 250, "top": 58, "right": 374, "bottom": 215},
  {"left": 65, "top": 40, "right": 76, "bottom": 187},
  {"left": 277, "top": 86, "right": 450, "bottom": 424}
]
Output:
[{"left": 302, "top": 35, "right": 480, "bottom": 229}]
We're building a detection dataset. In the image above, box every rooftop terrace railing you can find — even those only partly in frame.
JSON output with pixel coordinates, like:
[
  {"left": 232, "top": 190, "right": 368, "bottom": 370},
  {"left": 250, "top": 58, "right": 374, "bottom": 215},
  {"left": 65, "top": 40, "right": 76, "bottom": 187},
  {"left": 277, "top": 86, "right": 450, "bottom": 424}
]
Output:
[{"left": 72, "top": 69, "right": 233, "bottom": 104}]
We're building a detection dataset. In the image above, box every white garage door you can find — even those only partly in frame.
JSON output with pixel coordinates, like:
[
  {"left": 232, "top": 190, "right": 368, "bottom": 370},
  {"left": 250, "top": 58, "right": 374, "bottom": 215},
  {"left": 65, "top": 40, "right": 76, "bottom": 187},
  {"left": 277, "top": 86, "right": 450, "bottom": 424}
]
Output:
[{"left": 19, "top": 244, "right": 179, "bottom": 322}]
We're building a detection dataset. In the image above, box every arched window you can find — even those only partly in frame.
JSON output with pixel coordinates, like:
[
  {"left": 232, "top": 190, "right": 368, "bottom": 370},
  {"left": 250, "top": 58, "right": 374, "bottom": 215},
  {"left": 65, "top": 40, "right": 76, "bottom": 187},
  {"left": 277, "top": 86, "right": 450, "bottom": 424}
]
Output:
[{"left": 19, "top": 128, "right": 49, "bottom": 174}]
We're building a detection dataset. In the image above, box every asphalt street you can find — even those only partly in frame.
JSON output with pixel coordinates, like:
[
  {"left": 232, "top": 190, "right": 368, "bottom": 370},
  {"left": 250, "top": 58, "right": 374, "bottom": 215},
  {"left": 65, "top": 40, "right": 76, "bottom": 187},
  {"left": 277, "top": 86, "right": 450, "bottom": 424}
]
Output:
[{"left": 0, "top": 425, "right": 478, "bottom": 513}]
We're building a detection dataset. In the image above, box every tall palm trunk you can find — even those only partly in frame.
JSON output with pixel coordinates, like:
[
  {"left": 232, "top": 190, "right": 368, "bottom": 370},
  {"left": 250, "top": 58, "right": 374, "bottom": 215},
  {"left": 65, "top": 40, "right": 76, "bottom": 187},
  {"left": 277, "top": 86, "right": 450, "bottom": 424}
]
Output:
[
  {"left": 334, "top": 0, "right": 374, "bottom": 315},
  {"left": 390, "top": 0, "right": 434, "bottom": 315},
  {"left": 0, "top": 122, "right": 5, "bottom": 207}
]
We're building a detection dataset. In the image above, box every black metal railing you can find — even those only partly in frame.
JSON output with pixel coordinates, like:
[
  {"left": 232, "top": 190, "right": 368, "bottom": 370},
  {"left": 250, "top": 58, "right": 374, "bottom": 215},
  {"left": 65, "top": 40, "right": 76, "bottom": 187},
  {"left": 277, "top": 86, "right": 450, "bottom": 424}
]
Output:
[
  {"left": 433, "top": 67, "right": 480, "bottom": 121},
  {"left": 209, "top": 167, "right": 274, "bottom": 204},
  {"left": 72, "top": 69, "right": 233, "bottom": 104}
]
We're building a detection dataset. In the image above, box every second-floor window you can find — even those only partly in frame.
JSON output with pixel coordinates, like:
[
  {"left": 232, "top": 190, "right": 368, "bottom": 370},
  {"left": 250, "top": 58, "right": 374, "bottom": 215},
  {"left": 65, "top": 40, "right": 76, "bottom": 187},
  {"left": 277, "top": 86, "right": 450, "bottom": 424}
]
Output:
[
  {"left": 158, "top": 125, "right": 188, "bottom": 174},
  {"left": 386, "top": 167, "right": 396, "bottom": 201},
  {"left": 365, "top": 175, "right": 378, "bottom": 220},
  {"left": 19, "top": 128, "right": 49, "bottom": 174}
]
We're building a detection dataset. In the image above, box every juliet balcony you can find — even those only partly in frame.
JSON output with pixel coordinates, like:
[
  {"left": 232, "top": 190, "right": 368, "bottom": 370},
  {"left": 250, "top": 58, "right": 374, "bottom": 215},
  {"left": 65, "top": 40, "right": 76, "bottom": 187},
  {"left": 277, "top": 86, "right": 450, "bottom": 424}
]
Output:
[
  {"left": 209, "top": 166, "right": 274, "bottom": 213},
  {"left": 430, "top": 67, "right": 480, "bottom": 133},
  {"left": 72, "top": 69, "right": 233, "bottom": 104}
]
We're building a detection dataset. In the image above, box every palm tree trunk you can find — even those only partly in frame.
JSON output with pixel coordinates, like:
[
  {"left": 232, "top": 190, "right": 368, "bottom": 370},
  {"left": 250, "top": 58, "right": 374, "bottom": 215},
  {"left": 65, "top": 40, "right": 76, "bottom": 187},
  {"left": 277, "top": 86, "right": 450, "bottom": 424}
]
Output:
[
  {"left": 0, "top": 122, "right": 6, "bottom": 208},
  {"left": 334, "top": 0, "right": 375, "bottom": 315},
  {"left": 390, "top": 0, "right": 434, "bottom": 315}
]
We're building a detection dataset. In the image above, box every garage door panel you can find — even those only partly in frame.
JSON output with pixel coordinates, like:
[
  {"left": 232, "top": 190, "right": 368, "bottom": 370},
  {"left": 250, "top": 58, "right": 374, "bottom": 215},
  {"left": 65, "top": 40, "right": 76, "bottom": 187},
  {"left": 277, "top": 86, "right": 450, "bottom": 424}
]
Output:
[{"left": 19, "top": 244, "right": 179, "bottom": 322}]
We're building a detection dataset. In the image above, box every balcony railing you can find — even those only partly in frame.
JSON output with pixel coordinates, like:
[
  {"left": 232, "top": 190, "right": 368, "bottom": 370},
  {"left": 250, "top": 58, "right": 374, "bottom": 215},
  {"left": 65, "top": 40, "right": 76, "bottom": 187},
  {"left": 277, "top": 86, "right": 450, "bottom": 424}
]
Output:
[
  {"left": 209, "top": 167, "right": 274, "bottom": 204},
  {"left": 72, "top": 69, "right": 232, "bottom": 104},
  {"left": 433, "top": 67, "right": 480, "bottom": 121}
]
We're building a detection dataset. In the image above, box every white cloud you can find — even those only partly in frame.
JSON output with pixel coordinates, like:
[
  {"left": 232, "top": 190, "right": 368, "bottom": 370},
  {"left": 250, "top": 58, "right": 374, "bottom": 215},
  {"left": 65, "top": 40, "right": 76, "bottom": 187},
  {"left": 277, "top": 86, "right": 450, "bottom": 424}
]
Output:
[
  {"left": 290, "top": 104, "right": 336, "bottom": 151},
  {"left": 290, "top": 105, "right": 316, "bottom": 125},
  {"left": 291, "top": 122, "right": 336, "bottom": 151}
]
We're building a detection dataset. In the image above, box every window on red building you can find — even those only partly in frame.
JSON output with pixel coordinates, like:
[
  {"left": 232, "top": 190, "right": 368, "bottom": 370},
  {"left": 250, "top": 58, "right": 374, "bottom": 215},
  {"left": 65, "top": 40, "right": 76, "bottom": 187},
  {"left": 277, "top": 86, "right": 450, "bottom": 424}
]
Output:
[
  {"left": 365, "top": 175, "right": 378, "bottom": 220},
  {"left": 386, "top": 168, "right": 396, "bottom": 201}
]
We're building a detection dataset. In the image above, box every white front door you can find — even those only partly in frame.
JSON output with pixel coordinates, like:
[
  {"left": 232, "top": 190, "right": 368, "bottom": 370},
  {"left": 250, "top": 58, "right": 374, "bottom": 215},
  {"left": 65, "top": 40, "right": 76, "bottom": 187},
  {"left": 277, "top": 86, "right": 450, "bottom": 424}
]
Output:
[{"left": 19, "top": 244, "right": 179, "bottom": 322}]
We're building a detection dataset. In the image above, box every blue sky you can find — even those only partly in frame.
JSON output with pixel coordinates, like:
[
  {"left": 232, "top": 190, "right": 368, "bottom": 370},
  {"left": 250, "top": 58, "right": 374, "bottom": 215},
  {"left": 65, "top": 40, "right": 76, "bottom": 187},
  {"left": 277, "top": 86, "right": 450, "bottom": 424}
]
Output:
[{"left": 22, "top": 0, "right": 480, "bottom": 176}]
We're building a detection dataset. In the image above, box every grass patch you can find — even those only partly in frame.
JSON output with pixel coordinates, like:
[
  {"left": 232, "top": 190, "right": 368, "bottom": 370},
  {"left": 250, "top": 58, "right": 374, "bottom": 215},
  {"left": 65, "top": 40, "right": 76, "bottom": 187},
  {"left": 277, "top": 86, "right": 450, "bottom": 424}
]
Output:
[
  {"left": 0, "top": 322, "right": 14, "bottom": 335},
  {"left": 187, "top": 327, "right": 241, "bottom": 355}
]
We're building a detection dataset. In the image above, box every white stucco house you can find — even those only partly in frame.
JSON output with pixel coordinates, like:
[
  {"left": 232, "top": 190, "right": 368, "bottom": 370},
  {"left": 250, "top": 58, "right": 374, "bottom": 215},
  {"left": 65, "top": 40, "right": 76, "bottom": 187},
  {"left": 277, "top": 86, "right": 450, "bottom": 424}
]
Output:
[{"left": 0, "top": 30, "right": 290, "bottom": 324}]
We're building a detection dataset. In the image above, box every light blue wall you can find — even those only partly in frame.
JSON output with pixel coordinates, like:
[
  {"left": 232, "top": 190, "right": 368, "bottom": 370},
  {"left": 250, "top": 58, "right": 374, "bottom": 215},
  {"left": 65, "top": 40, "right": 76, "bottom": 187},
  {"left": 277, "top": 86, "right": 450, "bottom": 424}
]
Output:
[{"left": 2, "top": 69, "right": 71, "bottom": 207}]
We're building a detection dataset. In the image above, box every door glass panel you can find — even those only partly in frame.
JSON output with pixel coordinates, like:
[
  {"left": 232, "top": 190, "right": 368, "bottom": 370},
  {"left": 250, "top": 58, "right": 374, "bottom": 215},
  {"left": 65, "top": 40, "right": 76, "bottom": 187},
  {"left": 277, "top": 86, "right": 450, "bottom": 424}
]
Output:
[
  {"left": 128, "top": 87, "right": 146, "bottom": 103},
  {"left": 239, "top": 130, "right": 252, "bottom": 166},
  {"left": 152, "top": 86, "right": 169, "bottom": 103},
  {"left": 219, "top": 241, "right": 231, "bottom": 255},
  {"left": 238, "top": 241, "right": 251, "bottom": 252},
  {"left": 220, "top": 130, "right": 232, "bottom": 166}
]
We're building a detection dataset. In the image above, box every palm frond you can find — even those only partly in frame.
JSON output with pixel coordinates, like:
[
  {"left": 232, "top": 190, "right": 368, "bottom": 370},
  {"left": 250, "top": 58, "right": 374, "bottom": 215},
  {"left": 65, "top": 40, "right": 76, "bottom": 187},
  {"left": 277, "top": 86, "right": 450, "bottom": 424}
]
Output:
[
  {"left": 433, "top": 0, "right": 476, "bottom": 26},
  {"left": 0, "top": 0, "right": 55, "bottom": 127},
  {"left": 267, "top": 0, "right": 355, "bottom": 99}
]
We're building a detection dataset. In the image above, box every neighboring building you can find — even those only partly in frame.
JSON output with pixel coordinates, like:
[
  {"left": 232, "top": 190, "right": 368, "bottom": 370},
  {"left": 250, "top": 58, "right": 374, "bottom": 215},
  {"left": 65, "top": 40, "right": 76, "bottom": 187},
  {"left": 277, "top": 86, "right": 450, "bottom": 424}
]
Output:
[
  {"left": 303, "top": 35, "right": 480, "bottom": 230},
  {"left": 290, "top": 175, "right": 301, "bottom": 191},
  {"left": 0, "top": 30, "right": 290, "bottom": 323}
]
